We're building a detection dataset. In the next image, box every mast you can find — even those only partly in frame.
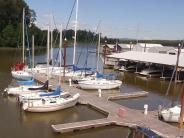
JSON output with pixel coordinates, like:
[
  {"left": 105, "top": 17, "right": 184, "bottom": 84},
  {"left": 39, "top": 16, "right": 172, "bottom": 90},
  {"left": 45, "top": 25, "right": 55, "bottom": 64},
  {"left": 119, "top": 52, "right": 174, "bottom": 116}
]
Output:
[
  {"left": 59, "top": 25, "right": 62, "bottom": 84},
  {"left": 22, "top": 8, "right": 25, "bottom": 63},
  {"left": 47, "top": 25, "right": 50, "bottom": 81},
  {"left": 73, "top": 0, "right": 79, "bottom": 65},
  {"left": 50, "top": 14, "right": 53, "bottom": 65},
  {"left": 97, "top": 33, "right": 101, "bottom": 72},
  {"left": 32, "top": 35, "right": 34, "bottom": 68},
  {"left": 175, "top": 43, "right": 181, "bottom": 83}
]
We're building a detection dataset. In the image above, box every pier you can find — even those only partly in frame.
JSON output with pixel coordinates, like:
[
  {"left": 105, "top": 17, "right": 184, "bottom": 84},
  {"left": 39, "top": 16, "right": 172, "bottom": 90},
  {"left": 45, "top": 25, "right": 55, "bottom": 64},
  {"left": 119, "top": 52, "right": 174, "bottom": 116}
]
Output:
[{"left": 35, "top": 73, "right": 184, "bottom": 138}]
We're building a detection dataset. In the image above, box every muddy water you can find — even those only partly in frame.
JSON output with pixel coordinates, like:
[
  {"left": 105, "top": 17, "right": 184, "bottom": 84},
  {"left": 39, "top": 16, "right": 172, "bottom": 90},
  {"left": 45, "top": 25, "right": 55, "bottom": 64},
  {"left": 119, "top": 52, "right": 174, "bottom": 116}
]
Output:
[{"left": 0, "top": 47, "right": 131, "bottom": 138}]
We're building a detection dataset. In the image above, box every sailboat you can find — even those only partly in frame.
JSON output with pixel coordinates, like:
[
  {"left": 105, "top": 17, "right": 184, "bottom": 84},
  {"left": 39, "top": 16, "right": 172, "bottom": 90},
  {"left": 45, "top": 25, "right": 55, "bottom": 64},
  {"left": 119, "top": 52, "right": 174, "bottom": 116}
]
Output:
[
  {"left": 11, "top": 8, "right": 33, "bottom": 80},
  {"left": 21, "top": 24, "right": 80, "bottom": 112},
  {"left": 5, "top": 80, "right": 49, "bottom": 96},
  {"left": 159, "top": 45, "right": 183, "bottom": 123},
  {"left": 22, "top": 93, "right": 80, "bottom": 112},
  {"left": 160, "top": 105, "right": 181, "bottom": 122},
  {"left": 78, "top": 33, "right": 122, "bottom": 90}
]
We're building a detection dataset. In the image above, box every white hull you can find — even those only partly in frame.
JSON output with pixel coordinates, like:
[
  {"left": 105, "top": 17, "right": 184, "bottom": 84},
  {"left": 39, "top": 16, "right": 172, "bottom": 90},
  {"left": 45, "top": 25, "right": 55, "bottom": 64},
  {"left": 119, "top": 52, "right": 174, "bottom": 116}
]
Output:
[
  {"left": 139, "top": 69, "right": 161, "bottom": 77},
  {"left": 19, "top": 91, "right": 69, "bottom": 103},
  {"left": 78, "top": 79, "right": 122, "bottom": 90},
  {"left": 22, "top": 93, "right": 80, "bottom": 112},
  {"left": 161, "top": 105, "right": 182, "bottom": 122},
  {"left": 5, "top": 85, "right": 43, "bottom": 96},
  {"left": 11, "top": 70, "right": 33, "bottom": 80}
]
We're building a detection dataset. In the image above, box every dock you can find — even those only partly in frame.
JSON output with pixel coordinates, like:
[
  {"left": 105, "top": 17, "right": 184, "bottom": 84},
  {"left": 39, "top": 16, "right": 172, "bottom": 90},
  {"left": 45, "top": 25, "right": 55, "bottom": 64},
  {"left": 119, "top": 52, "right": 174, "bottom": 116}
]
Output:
[{"left": 34, "top": 73, "right": 184, "bottom": 138}]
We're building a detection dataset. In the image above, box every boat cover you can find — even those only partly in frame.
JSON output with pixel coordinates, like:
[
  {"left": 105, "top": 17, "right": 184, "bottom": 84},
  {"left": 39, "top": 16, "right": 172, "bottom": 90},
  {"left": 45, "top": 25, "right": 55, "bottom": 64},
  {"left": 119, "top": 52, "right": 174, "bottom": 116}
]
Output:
[
  {"left": 28, "top": 80, "right": 48, "bottom": 90},
  {"left": 17, "top": 79, "right": 35, "bottom": 85},
  {"left": 40, "top": 86, "right": 62, "bottom": 97}
]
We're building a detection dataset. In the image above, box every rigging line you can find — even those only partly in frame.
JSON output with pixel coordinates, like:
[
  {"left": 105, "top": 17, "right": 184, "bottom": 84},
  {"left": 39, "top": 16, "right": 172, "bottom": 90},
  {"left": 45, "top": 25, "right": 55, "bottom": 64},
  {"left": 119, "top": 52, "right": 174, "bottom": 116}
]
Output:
[
  {"left": 65, "top": 0, "right": 76, "bottom": 30},
  {"left": 53, "top": 0, "right": 76, "bottom": 68}
]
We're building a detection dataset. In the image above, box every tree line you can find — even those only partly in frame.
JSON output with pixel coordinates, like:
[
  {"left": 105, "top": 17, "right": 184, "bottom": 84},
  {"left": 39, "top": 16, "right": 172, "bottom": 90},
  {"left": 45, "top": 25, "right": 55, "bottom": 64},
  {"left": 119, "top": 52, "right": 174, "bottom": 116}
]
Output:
[{"left": 0, "top": 0, "right": 100, "bottom": 48}]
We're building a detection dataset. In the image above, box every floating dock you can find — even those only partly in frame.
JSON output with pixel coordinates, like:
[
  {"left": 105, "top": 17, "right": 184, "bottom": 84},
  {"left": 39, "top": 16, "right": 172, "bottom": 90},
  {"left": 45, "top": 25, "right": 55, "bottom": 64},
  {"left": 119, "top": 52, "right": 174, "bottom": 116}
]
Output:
[{"left": 34, "top": 73, "right": 184, "bottom": 138}]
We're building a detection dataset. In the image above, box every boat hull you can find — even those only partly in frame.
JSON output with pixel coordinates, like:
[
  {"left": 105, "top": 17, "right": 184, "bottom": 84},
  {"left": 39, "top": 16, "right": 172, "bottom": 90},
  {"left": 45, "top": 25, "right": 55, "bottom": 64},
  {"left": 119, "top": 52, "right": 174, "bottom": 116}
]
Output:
[
  {"left": 78, "top": 79, "right": 122, "bottom": 90},
  {"left": 22, "top": 94, "right": 80, "bottom": 112},
  {"left": 11, "top": 70, "right": 33, "bottom": 80}
]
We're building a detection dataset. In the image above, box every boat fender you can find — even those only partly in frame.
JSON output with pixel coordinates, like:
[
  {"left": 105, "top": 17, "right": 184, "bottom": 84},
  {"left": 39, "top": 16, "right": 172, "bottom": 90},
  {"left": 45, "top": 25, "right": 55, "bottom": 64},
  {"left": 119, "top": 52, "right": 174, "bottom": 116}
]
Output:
[{"left": 28, "top": 101, "right": 33, "bottom": 107}]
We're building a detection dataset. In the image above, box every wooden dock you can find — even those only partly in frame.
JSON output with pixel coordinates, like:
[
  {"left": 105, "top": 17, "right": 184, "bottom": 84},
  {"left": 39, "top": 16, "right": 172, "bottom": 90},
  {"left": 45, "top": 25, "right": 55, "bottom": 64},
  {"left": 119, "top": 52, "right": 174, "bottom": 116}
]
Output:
[
  {"left": 34, "top": 73, "right": 184, "bottom": 138},
  {"left": 52, "top": 118, "right": 115, "bottom": 133}
]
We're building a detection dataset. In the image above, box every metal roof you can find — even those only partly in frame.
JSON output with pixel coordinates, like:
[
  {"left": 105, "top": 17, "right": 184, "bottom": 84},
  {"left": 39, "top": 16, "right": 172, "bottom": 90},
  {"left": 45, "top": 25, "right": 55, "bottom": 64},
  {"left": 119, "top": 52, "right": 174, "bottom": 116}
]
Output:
[{"left": 107, "top": 51, "right": 184, "bottom": 68}]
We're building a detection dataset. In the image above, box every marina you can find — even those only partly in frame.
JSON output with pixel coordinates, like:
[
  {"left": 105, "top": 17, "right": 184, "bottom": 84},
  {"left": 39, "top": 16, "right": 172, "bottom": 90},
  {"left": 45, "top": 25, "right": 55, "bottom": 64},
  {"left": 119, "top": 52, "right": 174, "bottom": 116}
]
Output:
[{"left": 1, "top": 0, "right": 184, "bottom": 137}]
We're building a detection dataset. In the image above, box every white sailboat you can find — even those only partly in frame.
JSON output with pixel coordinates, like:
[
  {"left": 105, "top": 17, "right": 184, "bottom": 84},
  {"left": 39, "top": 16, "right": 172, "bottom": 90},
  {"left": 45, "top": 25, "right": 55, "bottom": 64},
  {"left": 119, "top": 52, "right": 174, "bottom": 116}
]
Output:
[
  {"left": 21, "top": 24, "right": 80, "bottom": 112},
  {"left": 78, "top": 33, "right": 122, "bottom": 90},
  {"left": 160, "top": 105, "right": 181, "bottom": 122},
  {"left": 78, "top": 78, "right": 122, "bottom": 90},
  {"left": 22, "top": 93, "right": 80, "bottom": 112},
  {"left": 5, "top": 80, "right": 48, "bottom": 96},
  {"left": 18, "top": 86, "right": 68, "bottom": 103},
  {"left": 160, "top": 45, "right": 183, "bottom": 123},
  {"left": 11, "top": 8, "right": 33, "bottom": 80}
]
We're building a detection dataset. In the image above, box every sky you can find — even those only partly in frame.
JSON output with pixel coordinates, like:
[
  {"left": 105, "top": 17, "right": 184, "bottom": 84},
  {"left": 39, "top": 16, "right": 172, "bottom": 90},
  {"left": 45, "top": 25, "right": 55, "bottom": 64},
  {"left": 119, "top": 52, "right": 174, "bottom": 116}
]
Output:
[{"left": 26, "top": 0, "right": 184, "bottom": 40}]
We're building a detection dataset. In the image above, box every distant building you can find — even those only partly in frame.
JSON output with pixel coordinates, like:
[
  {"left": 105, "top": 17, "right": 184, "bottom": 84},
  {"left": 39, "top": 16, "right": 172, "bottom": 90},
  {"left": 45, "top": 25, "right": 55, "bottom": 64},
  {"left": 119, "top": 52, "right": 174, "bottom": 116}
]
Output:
[
  {"left": 116, "top": 44, "right": 132, "bottom": 52},
  {"left": 148, "top": 46, "right": 176, "bottom": 54},
  {"left": 132, "top": 43, "right": 163, "bottom": 52}
]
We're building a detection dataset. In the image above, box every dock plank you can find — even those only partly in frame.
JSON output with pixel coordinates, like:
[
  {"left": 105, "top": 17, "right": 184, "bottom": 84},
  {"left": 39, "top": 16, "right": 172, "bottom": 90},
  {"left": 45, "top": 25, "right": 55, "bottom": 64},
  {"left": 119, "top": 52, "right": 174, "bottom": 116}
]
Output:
[{"left": 52, "top": 118, "right": 114, "bottom": 133}]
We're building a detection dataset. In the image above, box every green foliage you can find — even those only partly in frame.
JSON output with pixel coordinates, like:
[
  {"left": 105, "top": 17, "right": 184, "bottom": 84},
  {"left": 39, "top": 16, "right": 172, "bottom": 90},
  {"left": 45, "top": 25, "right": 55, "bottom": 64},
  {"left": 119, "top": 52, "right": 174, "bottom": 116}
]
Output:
[
  {"left": 0, "top": 0, "right": 36, "bottom": 47},
  {"left": 0, "top": 24, "right": 19, "bottom": 47}
]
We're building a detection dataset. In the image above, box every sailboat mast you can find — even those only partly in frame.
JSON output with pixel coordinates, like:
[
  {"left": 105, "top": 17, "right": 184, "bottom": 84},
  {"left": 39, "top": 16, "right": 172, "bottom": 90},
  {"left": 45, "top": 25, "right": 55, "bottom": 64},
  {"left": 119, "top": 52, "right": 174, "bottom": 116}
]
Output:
[
  {"left": 32, "top": 35, "right": 34, "bottom": 68},
  {"left": 97, "top": 33, "right": 101, "bottom": 72},
  {"left": 22, "top": 8, "right": 25, "bottom": 63},
  {"left": 59, "top": 25, "right": 62, "bottom": 84},
  {"left": 47, "top": 25, "right": 50, "bottom": 81},
  {"left": 73, "top": 0, "right": 79, "bottom": 65},
  {"left": 50, "top": 14, "right": 53, "bottom": 66}
]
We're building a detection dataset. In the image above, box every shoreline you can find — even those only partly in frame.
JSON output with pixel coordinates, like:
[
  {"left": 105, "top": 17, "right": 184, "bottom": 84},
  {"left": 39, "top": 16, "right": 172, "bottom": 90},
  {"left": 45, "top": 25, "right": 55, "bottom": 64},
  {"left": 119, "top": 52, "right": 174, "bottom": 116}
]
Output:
[{"left": 0, "top": 47, "right": 46, "bottom": 50}]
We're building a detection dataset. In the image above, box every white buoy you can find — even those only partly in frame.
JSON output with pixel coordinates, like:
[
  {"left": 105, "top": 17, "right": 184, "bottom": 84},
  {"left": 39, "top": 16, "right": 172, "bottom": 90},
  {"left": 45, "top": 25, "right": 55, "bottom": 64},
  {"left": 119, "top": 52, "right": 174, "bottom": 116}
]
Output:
[
  {"left": 69, "top": 78, "right": 72, "bottom": 86},
  {"left": 98, "top": 89, "right": 102, "bottom": 97},
  {"left": 144, "top": 104, "right": 148, "bottom": 115}
]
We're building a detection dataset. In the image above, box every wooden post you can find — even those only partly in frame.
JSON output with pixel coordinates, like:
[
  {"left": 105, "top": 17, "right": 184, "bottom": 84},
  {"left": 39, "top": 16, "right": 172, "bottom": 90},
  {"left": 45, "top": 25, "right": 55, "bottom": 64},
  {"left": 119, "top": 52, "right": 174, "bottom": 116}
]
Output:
[{"left": 179, "top": 86, "right": 184, "bottom": 128}]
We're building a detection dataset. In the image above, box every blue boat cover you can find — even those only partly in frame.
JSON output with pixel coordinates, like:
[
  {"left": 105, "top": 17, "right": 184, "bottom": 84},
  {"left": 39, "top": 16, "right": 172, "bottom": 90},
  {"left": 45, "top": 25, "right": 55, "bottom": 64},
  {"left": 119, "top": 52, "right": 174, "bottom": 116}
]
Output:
[
  {"left": 96, "top": 72, "right": 114, "bottom": 79},
  {"left": 72, "top": 65, "right": 91, "bottom": 72},
  {"left": 16, "top": 79, "right": 35, "bottom": 85},
  {"left": 40, "top": 86, "right": 62, "bottom": 97}
]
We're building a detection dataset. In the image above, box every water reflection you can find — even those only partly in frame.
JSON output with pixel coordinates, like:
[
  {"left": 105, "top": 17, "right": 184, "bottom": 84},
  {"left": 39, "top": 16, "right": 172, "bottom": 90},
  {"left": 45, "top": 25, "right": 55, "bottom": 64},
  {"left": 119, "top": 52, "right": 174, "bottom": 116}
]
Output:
[{"left": 0, "top": 47, "right": 131, "bottom": 138}]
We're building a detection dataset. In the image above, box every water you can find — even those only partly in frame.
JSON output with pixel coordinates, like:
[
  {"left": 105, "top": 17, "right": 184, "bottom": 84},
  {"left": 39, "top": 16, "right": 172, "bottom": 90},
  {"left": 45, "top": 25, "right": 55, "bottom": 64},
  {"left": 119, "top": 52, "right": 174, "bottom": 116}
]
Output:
[
  {"left": 115, "top": 71, "right": 182, "bottom": 111},
  {"left": 0, "top": 46, "right": 131, "bottom": 138},
  {"left": 0, "top": 45, "right": 182, "bottom": 137}
]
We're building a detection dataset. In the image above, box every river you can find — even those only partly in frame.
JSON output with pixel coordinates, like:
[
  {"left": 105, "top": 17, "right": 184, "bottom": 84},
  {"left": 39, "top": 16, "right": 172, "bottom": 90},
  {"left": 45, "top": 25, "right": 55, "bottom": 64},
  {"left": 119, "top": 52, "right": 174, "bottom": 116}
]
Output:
[{"left": 0, "top": 45, "right": 181, "bottom": 137}]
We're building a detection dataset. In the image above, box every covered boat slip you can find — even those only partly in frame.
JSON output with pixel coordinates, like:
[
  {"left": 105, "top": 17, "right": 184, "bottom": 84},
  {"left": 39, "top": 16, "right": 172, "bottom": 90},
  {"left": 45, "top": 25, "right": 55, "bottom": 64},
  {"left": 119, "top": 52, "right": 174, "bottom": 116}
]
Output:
[
  {"left": 108, "top": 51, "right": 184, "bottom": 79},
  {"left": 107, "top": 51, "right": 184, "bottom": 68}
]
